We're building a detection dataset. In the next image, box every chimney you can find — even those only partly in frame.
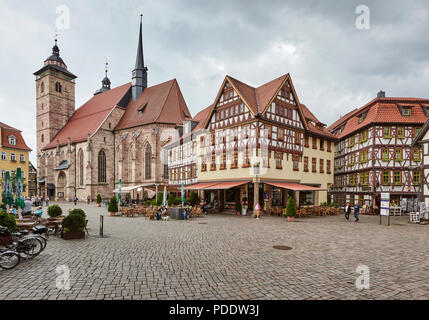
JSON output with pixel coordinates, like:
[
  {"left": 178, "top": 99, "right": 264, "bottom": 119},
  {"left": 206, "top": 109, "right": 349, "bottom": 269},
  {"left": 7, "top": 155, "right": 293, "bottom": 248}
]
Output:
[{"left": 377, "top": 90, "right": 386, "bottom": 98}]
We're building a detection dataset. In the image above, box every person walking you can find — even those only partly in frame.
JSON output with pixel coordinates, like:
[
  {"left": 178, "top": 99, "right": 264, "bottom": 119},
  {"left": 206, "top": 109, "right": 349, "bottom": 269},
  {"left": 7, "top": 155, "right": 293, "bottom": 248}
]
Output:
[
  {"left": 73, "top": 196, "right": 78, "bottom": 206},
  {"left": 354, "top": 201, "right": 361, "bottom": 222},
  {"left": 87, "top": 195, "right": 90, "bottom": 204},
  {"left": 45, "top": 196, "right": 49, "bottom": 207},
  {"left": 345, "top": 202, "right": 351, "bottom": 222}
]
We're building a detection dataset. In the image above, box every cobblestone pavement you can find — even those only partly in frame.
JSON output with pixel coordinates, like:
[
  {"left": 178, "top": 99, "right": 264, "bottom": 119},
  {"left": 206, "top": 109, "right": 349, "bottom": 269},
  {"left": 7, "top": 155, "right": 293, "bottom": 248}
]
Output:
[{"left": 1, "top": 202, "right": 428, "bottom": 300}]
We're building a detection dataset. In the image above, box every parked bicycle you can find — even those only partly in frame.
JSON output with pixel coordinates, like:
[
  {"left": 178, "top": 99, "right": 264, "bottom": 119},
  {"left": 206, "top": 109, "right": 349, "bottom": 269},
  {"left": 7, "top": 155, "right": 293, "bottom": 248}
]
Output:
[
  {"left": 0, "top": 249, "right": 20, "bottom": 269},
  {"left": 0, "top": 226, "right": 44, "bottom": 259}
]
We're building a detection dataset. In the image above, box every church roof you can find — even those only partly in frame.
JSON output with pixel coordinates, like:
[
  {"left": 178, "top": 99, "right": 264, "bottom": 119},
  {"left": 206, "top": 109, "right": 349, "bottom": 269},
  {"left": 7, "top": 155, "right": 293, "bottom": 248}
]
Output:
[
  {"left": 0, "top": 122, "right": 31, "bottom": 151},
  {"left": 115, "top": 78, "right": 191, "bottom": 130},
  {"left": 42, "top": 82, "right": 131, "bottom": 150}
]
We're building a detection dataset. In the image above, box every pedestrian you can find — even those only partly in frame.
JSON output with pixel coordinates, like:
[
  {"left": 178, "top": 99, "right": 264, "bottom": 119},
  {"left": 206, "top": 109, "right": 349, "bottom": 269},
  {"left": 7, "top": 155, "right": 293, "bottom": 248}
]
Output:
[
  {"left": 255, "top": 203, "right": 261, "bottom": 219},
  {"left": 73, "top": 196, "right": 78, "bottom": 206},
  {"left": 345, "top": 202, "right": 351, "bottom": 222},
  {"left": 87, "top": 195, "right": 90, "bottom": 204},
  {"left": 45, "top": 196, "right": 49, "bottom": 207},
  {"left": 354, "top": 201, "right": 360, "bottom": 222}
]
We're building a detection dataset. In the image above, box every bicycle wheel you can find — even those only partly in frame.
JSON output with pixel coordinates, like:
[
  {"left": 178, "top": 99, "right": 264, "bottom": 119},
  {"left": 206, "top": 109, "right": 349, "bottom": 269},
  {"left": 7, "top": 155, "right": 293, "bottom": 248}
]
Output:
[
  {"left": 32, "top": 235, "right": 47, "bottom": 251},
  {"left": 18, "top": 238, "right": 44, "bottom": 258},
  {"left": 0, "top": 251, "right": 21, "bottom": 269}
]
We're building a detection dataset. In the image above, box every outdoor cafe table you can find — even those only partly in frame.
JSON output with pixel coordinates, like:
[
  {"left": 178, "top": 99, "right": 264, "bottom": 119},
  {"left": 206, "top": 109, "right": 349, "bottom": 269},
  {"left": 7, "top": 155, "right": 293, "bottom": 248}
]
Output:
[
  {"left": 43, "top": 219, "right": 63, "bottom": 235},
  {"left": 16, "top": 221, "right": 36, "bottom": 231}
]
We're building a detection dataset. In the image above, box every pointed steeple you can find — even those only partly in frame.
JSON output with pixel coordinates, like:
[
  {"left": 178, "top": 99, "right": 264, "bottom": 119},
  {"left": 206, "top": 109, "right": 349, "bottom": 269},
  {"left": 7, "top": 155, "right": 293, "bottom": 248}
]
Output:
[{"left": 131, "top": 14, "right": 148, "bottom": 101}]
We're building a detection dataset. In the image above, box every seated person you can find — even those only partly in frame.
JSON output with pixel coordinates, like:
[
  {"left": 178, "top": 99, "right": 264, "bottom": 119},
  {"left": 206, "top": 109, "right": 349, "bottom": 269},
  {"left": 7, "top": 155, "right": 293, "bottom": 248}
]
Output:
[
  {"left": 21, "top": 197, "right": 33, "bottom": 217},
  {"left": 34, "top": 207, "right": 43, "bottom": 217},
  {"left": 10, "top": 205, "right": 17, "bottom": 217}
]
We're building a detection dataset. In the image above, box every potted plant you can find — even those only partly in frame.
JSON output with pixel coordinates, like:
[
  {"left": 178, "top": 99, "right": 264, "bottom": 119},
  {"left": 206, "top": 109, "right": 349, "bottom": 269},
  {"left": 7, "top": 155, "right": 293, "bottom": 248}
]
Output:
[
  {"left": 108, "top": 196, "right": 118, "bottom": 216},
  {"left": 62, "top": 211, "right": 86, "bottom": 240},
  {"left": 235, "top": 202, "right": 242, "bottom": 215},
  {"left": 47, "top": 205, "right": 62, "bottom": 219},
  {"left": 286, "top": 197, "right": 297, "bottom": 222},
  {"left": 0, "top": 210, "right": 17, "bottom": 245},
  {"left": 96, "top": 194, "right": 102, "bottom": 207}
]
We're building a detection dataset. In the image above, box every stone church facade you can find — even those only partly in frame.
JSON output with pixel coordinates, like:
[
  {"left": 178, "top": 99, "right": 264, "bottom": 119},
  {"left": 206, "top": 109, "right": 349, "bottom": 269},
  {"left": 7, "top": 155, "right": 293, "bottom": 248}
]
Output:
[{"left": 35, "top": 18, "right": 191, "bottom": 201}]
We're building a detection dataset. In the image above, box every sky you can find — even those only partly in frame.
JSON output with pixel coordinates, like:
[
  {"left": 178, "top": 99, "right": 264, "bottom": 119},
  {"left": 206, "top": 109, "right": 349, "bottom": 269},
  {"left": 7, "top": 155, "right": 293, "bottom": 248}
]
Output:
[{"left": 1, "top": 0, "right": 429, "bottom": 165}]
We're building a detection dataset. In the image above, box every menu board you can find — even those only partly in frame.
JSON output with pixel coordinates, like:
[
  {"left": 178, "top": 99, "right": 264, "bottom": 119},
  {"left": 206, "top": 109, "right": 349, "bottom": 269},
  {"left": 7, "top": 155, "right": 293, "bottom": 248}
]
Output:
[{"left": 380, "top": 193, "right": 390, "bottom": 216}]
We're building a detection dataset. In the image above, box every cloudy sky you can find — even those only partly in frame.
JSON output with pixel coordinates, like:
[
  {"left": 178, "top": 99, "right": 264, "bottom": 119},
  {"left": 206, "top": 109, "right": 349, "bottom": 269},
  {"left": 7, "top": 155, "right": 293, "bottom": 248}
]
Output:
[{"left": 1, "top": 0, "right": 429, "bottom": 164}]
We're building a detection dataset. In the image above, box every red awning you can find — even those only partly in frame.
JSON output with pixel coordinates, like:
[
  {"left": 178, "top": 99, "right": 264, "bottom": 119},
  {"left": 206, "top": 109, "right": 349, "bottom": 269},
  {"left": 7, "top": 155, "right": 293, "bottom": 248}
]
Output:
[
  {"left": 207, "top": 181, "right": 250, "bottom": 190},
  {"left": 265, "top": 182, "right": 323, "bottom": 191},
  {"left": 185, "top": 183, "right": 219, "bottom": 190}
]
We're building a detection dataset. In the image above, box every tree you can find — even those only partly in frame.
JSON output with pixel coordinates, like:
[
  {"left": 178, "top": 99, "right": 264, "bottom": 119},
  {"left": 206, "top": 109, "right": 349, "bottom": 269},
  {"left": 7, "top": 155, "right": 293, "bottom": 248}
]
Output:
[
  {"left": 96, "top": 194, "right": 102, "bottom": 204},
  {"left": 286, "top": 197, "right": 297, "bottom": 217},
  {"left": 189, "top": 191, "right": 199, "bottom": 206}
]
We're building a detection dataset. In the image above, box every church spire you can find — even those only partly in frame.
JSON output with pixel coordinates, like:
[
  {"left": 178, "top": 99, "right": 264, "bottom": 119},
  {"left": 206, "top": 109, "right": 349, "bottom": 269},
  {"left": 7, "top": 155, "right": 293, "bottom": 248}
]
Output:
[{"left": 131, "top": 14, "right": 148, "bottom": 101}]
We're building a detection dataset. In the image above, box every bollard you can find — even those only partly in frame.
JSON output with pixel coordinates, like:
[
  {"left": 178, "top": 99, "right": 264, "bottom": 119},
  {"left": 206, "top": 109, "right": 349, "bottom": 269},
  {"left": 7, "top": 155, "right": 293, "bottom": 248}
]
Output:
[{"left": 99, "top": 215, "right": 104, "bottom": 237}]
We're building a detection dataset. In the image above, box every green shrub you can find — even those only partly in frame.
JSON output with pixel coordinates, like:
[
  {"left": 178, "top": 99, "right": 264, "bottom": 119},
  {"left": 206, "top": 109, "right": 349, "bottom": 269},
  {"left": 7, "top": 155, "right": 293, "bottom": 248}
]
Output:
[
  {"left": 189, "top": 191, "right": 199, "bottom": 206},
  {"left": 108, "top": 196, "right": 118, "bottom": 213},
  {"left": 69, "top": 208, "right": 86, "bottom": 218},
  {"left": 156, "top": 192, "right": 163, "bottom": 206},
  {"left": 286, "top": 197, "right": 297, "bottom": 217},
  {"left": 0, "top": 204, "right": 6, "bottom": 211},
  {"left": 168, "top": 194, "right": 175, "bottom": 206},
  {"left": 62, "top": 213, "right": 85, "bottom": 232},
  {"left": 48, "top": 205, "right": 62, "bottom": 218},
  {"left": 235, "top": 202, "right": 242, "bottom": 212},
  {"left": 0, "top": 211, "right": 17, "bottom": 231},
  {"left": 173, "top": 197, "right": 181, "bottom": 206},
  {"left": 151, "top": 199, "right": 157, "bottom": 206},
  {"left": 96, "top": 194, "right": 102, "bottom": 204},
  {"left": 185, "top": 197, "right": 191, "bottom": 205}
]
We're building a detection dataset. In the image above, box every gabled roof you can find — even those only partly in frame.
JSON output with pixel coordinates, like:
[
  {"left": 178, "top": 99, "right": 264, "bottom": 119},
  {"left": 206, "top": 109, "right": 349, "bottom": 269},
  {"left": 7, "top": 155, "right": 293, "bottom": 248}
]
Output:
[
  {"left": 329, "top": 97, "right": 429, "bottom": 139},
  {"left": 300, "top": 104, "right": 337, "bottom": 140},
  {"left": 43, "top": 82, "right": 131, "bottom": 150},
  {"left": 115, "top": 79, "right": 191, "bottom": 130},
  {"left": 203, "top": 74, "right": 308, "bottom": 130},
  {"left": 0, "top": 122, "right": 31, "bottom": 151}
]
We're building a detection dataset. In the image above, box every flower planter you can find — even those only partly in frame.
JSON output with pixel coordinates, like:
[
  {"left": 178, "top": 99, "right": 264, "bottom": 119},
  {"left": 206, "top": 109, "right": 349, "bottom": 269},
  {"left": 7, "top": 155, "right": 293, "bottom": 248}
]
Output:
[
  {"left": 109, "top": 212, "right": 116, "bottom": 216},
  {"left": 1, "top": 236, "right": 13, "bottom": 245},
  {"left": 287, "top": 217, "right": 295, "bottom": 222},
  {"left": 96, "top": 203, "right": 101, "bottom": 207},
  {"left": 62, "top": 231, "right": 85, "bottom": 240}
]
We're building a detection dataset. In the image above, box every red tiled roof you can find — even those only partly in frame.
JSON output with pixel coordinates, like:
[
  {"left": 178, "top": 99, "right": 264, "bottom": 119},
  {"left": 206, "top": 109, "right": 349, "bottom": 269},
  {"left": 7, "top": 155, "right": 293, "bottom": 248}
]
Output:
[
  {"left": 227, "top": 76, "right": 259, "bottom": 114},
  {"left": 43, "top": 82, "right": 131, "bottom": 150},
  {"left": 0, "top": 123, "right": 31, "bottom": 151},
  {"left": 192, "top": 105, "right": 212, "bottom": 131},
  {"left": 329, "top": 97, "right": 429, "bottom": 139},
  {"left": 299, "top": 104, "right": 337, "bottom": 140},
  {"left": 255, "top": 74, "right": 288, "bottom": 114},
  {"left": 115, "top": 79, "right": 191, "bottom": 130}
]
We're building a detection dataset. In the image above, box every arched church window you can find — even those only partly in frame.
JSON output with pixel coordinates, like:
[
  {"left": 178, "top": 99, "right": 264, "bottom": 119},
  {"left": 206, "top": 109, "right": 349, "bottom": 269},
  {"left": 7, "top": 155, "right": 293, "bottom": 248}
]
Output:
[
  {"left": 98, "top": 150, "right": 106, "bottom": 183},
  {"left": 145, "top": 144, "right": 152, "bottom": 180},
  {"left": 55, "top": 82, "right": 62, "bottom": 93},
  {"left": 79, "top": 150, "right": 84, "bottom": 186}
]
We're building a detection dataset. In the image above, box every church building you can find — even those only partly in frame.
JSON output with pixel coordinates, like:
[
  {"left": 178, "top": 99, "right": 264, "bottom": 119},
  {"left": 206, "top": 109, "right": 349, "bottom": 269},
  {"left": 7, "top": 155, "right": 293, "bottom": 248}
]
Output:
[{"left": 35, "top": 17, "right": 191, "bottom": 201}]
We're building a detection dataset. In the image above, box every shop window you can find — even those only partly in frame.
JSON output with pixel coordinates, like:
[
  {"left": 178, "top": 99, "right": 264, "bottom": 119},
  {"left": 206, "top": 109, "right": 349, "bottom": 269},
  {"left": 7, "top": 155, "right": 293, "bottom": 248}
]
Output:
[
  {"left": 299, "top": 192, "right": 314, "bottom": 206},
  {"left": 272, "top": 188, "right": 283, "bottom": 206}
]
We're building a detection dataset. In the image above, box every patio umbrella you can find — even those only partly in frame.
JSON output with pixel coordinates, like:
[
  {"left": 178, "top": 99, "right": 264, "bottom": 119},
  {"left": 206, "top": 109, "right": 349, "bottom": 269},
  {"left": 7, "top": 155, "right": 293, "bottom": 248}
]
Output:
[
  {"left": 14, "top": 168, "right": 24, "bottom": 209},
  {"left": 2, "top": 171, "right": 14, "bottom": 207},
  {"left": 181, "top": 182, "right": 185, "bottom": 205},
  {"left": 163, "top": 186, "right": 167, "bottom": 206}
]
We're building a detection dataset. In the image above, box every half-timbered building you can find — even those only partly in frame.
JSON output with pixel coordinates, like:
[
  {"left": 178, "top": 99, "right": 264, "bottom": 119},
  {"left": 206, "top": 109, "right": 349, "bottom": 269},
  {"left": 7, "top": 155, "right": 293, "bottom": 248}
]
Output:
[
  {"left": 412, "top": 119, "right": 429, "bottom": 220},
  {"left": 182, "top": 74, "right": 337, "bottom": 214},
  {"left": 328, "top": 91, "right": 429, "bottom": 212}
]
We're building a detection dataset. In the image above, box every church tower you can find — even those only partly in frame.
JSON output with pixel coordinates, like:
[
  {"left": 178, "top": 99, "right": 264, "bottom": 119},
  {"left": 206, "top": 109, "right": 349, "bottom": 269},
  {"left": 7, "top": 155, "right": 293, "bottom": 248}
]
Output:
[
  {"left": 131, "top": 14, "right": 148, "bottom": 101},
  {"left": 34, "top": 39, "right": 77, "bottom": 155}
]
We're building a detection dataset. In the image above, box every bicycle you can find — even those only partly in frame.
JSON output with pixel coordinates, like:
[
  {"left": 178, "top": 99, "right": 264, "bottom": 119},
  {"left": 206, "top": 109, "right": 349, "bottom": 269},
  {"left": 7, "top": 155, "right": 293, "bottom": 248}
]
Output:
[
  {"left": 0, "top": 227, "right": 44, "bottom": 259},
  {"left": 0, "top": 248, "right": 20, "bottom": 269}
]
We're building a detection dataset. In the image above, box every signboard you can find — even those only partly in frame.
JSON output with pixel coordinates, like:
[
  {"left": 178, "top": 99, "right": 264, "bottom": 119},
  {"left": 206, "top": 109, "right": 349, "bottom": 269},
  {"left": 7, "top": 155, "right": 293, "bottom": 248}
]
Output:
[
  {"left": 380, "top": 193, "right": 390, "bottom": 216},
  {"left": 264, "top": 191, "right": 269, "bottom": 201}
]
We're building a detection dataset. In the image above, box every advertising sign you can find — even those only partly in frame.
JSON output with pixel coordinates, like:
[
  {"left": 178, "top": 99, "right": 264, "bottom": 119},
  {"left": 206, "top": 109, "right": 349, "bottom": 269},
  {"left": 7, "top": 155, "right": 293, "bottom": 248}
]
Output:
[{"left": 380, "top": 193, "right": 390, "bottom": 216}]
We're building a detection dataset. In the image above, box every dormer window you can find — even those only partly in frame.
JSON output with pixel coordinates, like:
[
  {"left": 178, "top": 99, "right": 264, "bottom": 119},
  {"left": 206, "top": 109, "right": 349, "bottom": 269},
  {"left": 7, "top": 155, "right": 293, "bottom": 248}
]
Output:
[
  {"left": 402, "top": 107, "right": 411, "bottom": 116},
  {"left": 138, "top": 103, "right": 147, "bottom": 115},
  {"left": 358, "top": 111, "right": 368, "bottom": 124},
  {"left": 8, "top": 136, "right": 16, "bottom": 146}
]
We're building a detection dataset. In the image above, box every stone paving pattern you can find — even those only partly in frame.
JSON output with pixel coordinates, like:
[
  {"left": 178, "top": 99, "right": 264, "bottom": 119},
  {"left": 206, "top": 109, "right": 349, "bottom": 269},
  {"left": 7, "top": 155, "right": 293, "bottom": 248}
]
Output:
[{"left": 1, "top": 203, "right": 428, "bottom": 300}]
